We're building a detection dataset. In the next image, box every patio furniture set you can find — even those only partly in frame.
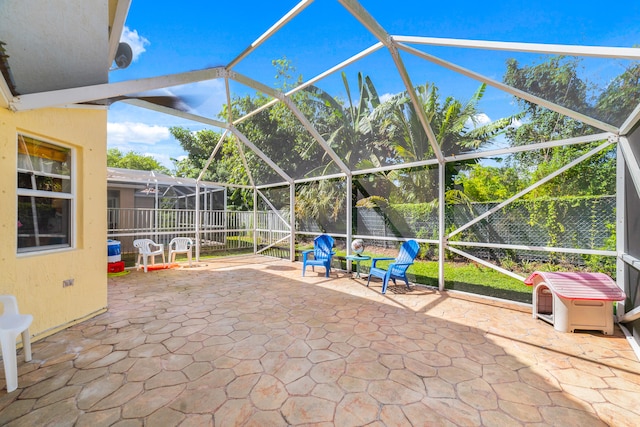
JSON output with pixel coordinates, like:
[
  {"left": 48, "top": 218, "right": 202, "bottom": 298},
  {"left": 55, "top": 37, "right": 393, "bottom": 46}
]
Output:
[
  {"left": 301, "top": 235, "right": 420, "bottom": 294},
  {"left": 133, "top": 237, "right": 194, "bottom": 272}
]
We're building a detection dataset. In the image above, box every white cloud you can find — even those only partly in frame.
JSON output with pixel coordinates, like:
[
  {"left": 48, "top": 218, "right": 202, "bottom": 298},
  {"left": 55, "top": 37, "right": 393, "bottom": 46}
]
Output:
[
  {"left": 510, "top": 118, "right": 524, "bottom": 128},
  {"left": 120, "top": 27, "right": 150, "bottom": 62},
  {"left": 474, "top": 113, "right": 491, "bottom": 125},
  {"left": 379, "top": 93, "right": 394, "bottom": 103},
  {"left": 464, "top": 113, "right": 492, "bottom": 129},
  {"left": 107, "top": 122, "right": 170, "bottom": 145}
]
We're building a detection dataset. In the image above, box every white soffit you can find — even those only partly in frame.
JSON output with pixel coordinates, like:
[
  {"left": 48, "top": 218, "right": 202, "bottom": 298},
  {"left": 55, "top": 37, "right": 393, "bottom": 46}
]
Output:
[{"left": 0, "top": 0, "right": 109, "bottom": 95}]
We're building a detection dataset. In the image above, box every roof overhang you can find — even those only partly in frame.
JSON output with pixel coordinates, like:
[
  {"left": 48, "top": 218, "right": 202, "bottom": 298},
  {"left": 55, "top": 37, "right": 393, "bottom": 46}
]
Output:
[{"left": 0, "top": 0, "right": 130, "bottom": 108}]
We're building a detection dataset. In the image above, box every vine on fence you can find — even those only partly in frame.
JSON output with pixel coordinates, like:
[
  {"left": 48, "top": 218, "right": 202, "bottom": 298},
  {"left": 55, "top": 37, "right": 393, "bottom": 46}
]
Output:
[{"left": 356, "top": 195, "right": 616, "bottom": 275}]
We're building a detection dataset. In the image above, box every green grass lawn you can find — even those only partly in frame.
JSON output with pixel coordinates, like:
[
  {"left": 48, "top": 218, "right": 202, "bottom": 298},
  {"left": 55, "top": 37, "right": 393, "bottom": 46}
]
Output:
[{"left": 332, "top": 249, "right": 532, "bottom": 303}]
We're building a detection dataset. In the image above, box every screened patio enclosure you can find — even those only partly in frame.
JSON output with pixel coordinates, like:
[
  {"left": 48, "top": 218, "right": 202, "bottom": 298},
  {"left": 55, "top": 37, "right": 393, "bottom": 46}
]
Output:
[
  {"left": 107, "top": 167, "right": 235, "bottom": 257},
  {"left": 10, "top": 1, "right": 640, "bottom": 346}
]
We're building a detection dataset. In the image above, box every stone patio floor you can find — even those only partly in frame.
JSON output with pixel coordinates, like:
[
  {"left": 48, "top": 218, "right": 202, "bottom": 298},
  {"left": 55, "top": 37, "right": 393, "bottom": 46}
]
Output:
[{"left": 1, "top": 255, "right": 639, "bottom": 426}]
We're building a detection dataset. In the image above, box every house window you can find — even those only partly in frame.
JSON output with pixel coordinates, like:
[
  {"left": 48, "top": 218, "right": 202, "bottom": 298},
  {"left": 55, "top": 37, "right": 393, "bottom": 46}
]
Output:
[{"left": 17, "top": 135, "right": 73, "bottom": 253}]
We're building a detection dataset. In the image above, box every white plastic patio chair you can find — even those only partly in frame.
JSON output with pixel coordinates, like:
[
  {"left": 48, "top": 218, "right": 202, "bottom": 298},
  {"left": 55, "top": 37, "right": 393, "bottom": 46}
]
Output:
[
  {"left": 133, "top": 239, "right": 165, "bottom": 273},
  {"left": 0, "top": 295, "right": 33, "bottom": 392},
  {"left": 168, "top": 237, "right": 193, "bottom": 267}
]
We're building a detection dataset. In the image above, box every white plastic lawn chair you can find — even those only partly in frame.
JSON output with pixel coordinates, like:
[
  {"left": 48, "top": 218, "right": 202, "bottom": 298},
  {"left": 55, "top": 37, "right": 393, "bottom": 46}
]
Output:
[
  {"left": 133, "top": 239, "right": 165, "bottom": 273},
  {"left": 0, "top": 295, "right": 33, "bottom": 392},
  {"left": 168, "top": 237, "right": 193, "bottom": 267}
]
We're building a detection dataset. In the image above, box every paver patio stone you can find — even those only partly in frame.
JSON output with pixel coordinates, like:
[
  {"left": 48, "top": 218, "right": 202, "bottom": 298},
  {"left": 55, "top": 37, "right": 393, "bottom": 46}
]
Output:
[
  {"left": 231, "top": 359, "right": 262, "bottom": 376},
  {"left": 285, "top": 375, "right": 316, "bottom": 395},
  {"left": 379, "top": 404, "right": 411, "bottom": 427},
  {"left": 86, "top": 350, "right": 129, "bottom": 369},
  {"left": 33, "top": 384, "right": 82, "bottom": 409},
  {"left": 368, "top": 379, "right": 423, "bottom": 405},
  {"left": 73, "top": 344, "right": 115, "bottom": 368},
  {"left": 109, "top": 358, "right": 137, "bottom": 374},
  {"left": 480, "top": 410, "right": 521, "bottom": 426},
  {"left": 492, "top": 381, "right": 552, "bottom": 405},
  {"left": 273, "top": 358, "right": 312, "bottom": 384},
  {"left": 75, "top": 408, "right": 121, "bottom": 427},
  {"left": 145, "top": 407, "right": 185, "bottom": 426},
  {"left": 146, "top": 370, "right": 189, "bottom": 389},
  {"left": 424, "top": 376, "right": 457, "bottom": 398},
  {"left": 548, "top": 368, "right": 609, "bottom": 388},
  {"left": 437, "top": 365, "right": 478, "bottom": 384},
  {"left": 178, "top": 413, "right": 215, "bottom": 427},
  {"left": 404, "top": 402, "right": 459, "bottom": 426},
  {"left": 162, "top": 336, "right": 188, "bottom": 352},
  {"left": 334, "top": 392, "right": 379, "bottom": 426},
  {"left": 90, "top": 382, "right": 144, "bottom": 411},
  {"left": 5, "top": 397, "right": 79, "bottom": 426},
  {"left": 212, "top": 399, "right": 254, "bottom": 427},
  {"left": 1, "top": 255, "right": 638, "bottom": 425},
  {"left": 402, "top": 356, "right": 438, "bottom": 377},
  {"left": 169, "top": 386, "right": 226, "bottom": 414},
  {"left": 126, "top": 358, "right": 163, "bottom": 381},
  {"left": 328, "top": 341, "right": 355, "bottom": 357},
  {"left": 121, "top": 384, "right": 185, "bottom": 418},
  {"left": 129, "top": 343, "right": 169, "bottom": 358},
  {"left": 379, "top": 354, "right": 404, "bottom": 370},
  {"left": 250, "top": 375, "right": 288, "bottom": 410},
  {"left": 309, "top": 359, "right": 345, "bottom": 384},
  {"left": 226, "top": 373, "right": 261, "bottom": 399},
  {"left": 180, "top": 361, "right": 213, "bottom": 381},
  {"left": 592, "top": 403, "right": 639, "bottom": 427},
  {"left": 77, "top": 373, "right": 125, "bottom": 410},
  {"left": 285, "top": 339, "right": 311, "bottom": 358},
  {"left": 244, "top": 410, "right": 287, "bottom": 427},
  {"left": 498, "top": 400, "right": 542, "bottom": 422},
  {"left": 281, "top": 396, "right": 336, "bottom": 424},
  {"left": 457, "top": 377, "right": 498, "bottom": 410},
  {"left": 539, "top": 405, "right": 608, "bottom": 426},
  {"left": 604, "top": 375, "right": 640, "bottom": 391},
  {"left": 345, "top": 361, "right": 389, "bottom": 380},
  {"left": 0, "top": 398, "right": 34, "bottom": 425},
  {"left": 162, "top": 354, "right": 196, "bottom": 371},
  {"left": 481, "top": 363, "right": 520, "bottom": 384},
  {"left": 388, "top": 368, "right": 427, "bottom": 393},
  {"left": 192, "top": 344, "right": 233, "bottom": 362},
  {"left": 422, "top": 397, "right": 481, "bottom": 425},
  {"left": 38, "top": 352, "right": 78, "bottom": 368},
  {"left": 187, "top": 368, "right": 235, "bottom": 390},
  {"left": 311, "top": 382, "right": 344, "bottom": 402}
]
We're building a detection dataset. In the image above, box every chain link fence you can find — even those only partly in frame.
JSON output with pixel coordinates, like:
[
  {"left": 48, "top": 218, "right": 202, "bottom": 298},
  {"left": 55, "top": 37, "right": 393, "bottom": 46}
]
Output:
[{"left": 355, "top": 196, "right": 616, "bottom": 263}]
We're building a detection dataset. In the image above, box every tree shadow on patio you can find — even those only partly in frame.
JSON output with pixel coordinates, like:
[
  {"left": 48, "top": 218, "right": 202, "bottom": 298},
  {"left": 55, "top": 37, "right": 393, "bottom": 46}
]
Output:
[{"left": 2, "top": 258, "right": 634, "bottom": 426}]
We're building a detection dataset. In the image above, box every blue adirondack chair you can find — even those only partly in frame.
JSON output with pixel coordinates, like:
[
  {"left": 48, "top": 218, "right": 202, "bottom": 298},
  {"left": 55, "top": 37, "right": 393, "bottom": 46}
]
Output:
[
  {"left": 302, "top": 235, "right": 335, "bottom": 278},
  {"left": 367, "top": 240, "right": 419, "bottom": 294}
]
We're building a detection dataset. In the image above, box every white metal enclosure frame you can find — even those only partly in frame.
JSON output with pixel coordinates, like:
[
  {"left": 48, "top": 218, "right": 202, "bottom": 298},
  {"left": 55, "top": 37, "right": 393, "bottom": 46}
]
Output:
[{"left": 5, "top": 1, "right": 640, "bottom": 334}]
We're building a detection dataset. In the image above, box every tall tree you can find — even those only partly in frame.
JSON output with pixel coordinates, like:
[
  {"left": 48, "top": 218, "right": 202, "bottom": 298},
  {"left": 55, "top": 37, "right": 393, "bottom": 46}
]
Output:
[
  {"left": 169, "top": 127, "right": 255, "bottom": 209},
  {"left": 107, "top": 148, "right": 170, "bottom": 174},
  {"left": 503, "top": 56, "right": 617, "bottom": 197},
  {"left": 595, "top": 61, "right": 640, "bottom": 126},
  {"left": 369, "top": 82, "right": 517, "bottom": 204}
]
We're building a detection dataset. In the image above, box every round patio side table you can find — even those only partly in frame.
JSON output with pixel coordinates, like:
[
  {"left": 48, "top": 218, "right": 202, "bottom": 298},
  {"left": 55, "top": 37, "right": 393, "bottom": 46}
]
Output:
[{"left": 345, "top": 255, "right": 371, "bottom": 279}]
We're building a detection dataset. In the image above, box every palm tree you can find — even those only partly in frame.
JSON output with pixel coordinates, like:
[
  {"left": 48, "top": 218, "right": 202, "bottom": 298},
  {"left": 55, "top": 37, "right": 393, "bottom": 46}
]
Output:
[
  {"left": 369, "top": 82, "right": 519, "bottom": 204},
  {"left": 294, "top": 72, "right": 388, "bottom": 225}
]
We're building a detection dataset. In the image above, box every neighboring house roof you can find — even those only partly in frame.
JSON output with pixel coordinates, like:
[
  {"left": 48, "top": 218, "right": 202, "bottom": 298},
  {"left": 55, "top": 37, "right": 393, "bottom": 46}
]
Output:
[{"left": 107, "top": 167, "right": 224, "bottom": 193}]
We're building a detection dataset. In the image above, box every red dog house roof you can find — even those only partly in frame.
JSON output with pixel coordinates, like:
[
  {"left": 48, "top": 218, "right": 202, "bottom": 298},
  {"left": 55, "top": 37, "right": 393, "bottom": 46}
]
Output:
[{"left": 524, "top": 271, "right": 626, "bottom": 301}]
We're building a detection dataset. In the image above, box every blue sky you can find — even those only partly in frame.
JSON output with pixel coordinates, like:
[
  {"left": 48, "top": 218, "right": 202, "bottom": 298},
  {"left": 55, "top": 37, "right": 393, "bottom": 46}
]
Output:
[{"left": 107, "top": 0, "right": 640, "bottom": 169}]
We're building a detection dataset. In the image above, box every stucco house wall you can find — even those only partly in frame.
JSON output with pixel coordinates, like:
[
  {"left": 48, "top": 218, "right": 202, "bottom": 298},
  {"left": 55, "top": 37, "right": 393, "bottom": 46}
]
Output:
[{"left": 0, "top": 106, "right": 108, "bottom": 340}]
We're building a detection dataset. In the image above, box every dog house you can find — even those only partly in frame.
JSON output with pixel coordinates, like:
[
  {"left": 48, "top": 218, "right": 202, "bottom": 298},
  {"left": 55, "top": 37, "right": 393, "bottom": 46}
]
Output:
[{"left": 525, "top": 272, "right": 626, "bottom": 335}]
